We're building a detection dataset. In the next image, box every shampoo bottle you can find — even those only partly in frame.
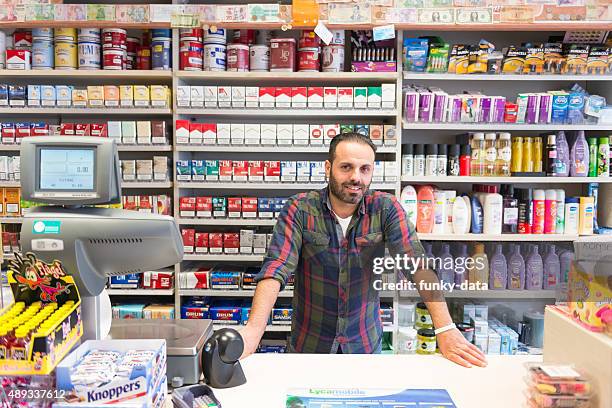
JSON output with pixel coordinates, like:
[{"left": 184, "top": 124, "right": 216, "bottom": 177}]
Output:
[
  {"left": 570, "top": 130, "right": 589, "bottom": 177},
  {"left": 525, "top": 245, "right": 543, "bottom": 290},
  {"left": 544, "top": 189, "right": 558, "bottom": 234},
  {"left": 578, "top": 196, "right": 594, "bottom": 235},
  {"left": 489, "top": 244, "right": 508, "bottom": 290},
  {"left": 543, "top": 245, "right": 560, "bottom": 290},
  {"left": 452, "top": 196, "right": 469, "bottom": 234},
  {"left": 507, "top": 244, "right": 526, "bottom": 290},
  {"left": 444, "top": 190, "right": 457, "bottom": 234},
  {"left": 470, "top": 195, "right": 484, "bottom": 234},
  {"left": 500, "top": 184, "right": 518, "bottom": 234},
  {"left": 532, "top": 189, "right": 545, "bottom": 234},
  {"left": 555, "top": 131, "right": 570, "bottom": 177},
  {"left": 598, "top": 136, "right": 610, "bottom": 176},
  {"left": 587, "top": 137, "right": 598, "bottom": 177},
  {"left": 470, "top": 243, "right": 489, "bottom": 286},
  {"left": 416, "top": 186, "right": 435, "bottom": 233},
  {"left": 462, "top": 195, "right": 472, "bottom": 234},
  {"left": 555, "top": 189, "right": 565, "bottom": 234},
  {"left": 454, "top": 243, "right": 469, "bottom": 286},
  {"left": 564, "top": 197, "right": 580, "bottom": 235},
  {"left": 400, "top": 185, "right": 418, "bottom": 228},
  {"left": 559, "top": 250, "right": 574, "bottom": 283},
  {"left": 437, "top": 244, "right": 455, "bottom": 284},
  {"left": 483, "top": 188, "right": 503, "bottom": 235}
]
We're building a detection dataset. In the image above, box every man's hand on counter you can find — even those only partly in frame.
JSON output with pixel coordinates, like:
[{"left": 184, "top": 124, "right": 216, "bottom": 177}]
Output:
[
  {"left": 436, "top": 329, "right": 488, "bottom": 368},
  {"left": 239, "top": 325, "right": 263, "bottom": 359}
]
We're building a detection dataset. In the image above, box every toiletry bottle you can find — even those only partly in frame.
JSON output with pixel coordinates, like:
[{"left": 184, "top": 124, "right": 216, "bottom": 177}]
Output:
[
  {"left": 470, "top": 132, "right": 485, "bottom": 176},
  {"left": 507, "top": 244, "right": 526, "bottom": 290},
  {"left": 533, "top": 136, "right": 544, "bottom": 173},
  {"left": 578, "top": 196, "right": 594, "bottom": 235},
  {"left": 425, "top": 144, "right": 438, "bottom": 176},
  {"left": 489, "top": 244, "right": 508, "bottom": 290},
  {"left": 542, "top": 244, "right": 560, "bottom": 290},
  {"left": 522, "top": 137, "right": 534, "bottom": 173},
  {"left": 532, "top": 189, "right": 545, "bottom": 234},
  {"left": 545, "top": 134, "right": 560, "bottom": 176},
  {"left": 511, "top": 136, "right": 523, "bottom": 174},
  {"left": 414, "top": 144, "right": 425, "bottom": 176},
  {"left": 598, "top": 136, "right": 610, "bottom": 177},
  {"left": 525, "top": 245, "right": 543, "bottom": 290},
  {"left": 437, "top": 244, "right": 455, "bottom": 284},
  {"left": 564, "top": 197, "right": 580, "bottom": 235},
  {"left": 559, "top": 249, "right": 574, "bottom": 283},
  {"left": 416, "top": 185, "right": 435, "bottom": 233},
  {"left": 470, "top": 195, "right": 484, "bottom": 234},
  {"left": 444, "top": 190, "right": 456, "bottom": 234},
  {"left": 500, "top": 184, "right": 518, "bottom": 234},
  {"left": 470, "top": 243, "right": 489, "bottom": 286},
  {"left": 544, "top": 189, "right": 558, "bottom": 234},
  {"left": 484, "top": 132, "right": 498, "bottom": 176},
  {"left": 448, "top": 144, "right": 460, "bottom": 176},
  {"left": 452, "top": 195, "right": 469, "bottom": 234},
  {"left": 433, "top": 190, "right": 447, "bottom": 234},
  {"left": 587, "top": 137, "right": 598, "bottom": 177},
  {"left": 588, "top": 182, "right": 599, "bottom": 232},
  {"left": 555, "top": 131, "right": 570, "bottom": 177},
  {"left": 609, "top": 135, "right": 612, "bottom": 177},
  {"left": 517, "top": 188, "right": 533, "bottom": 234},
  {"left": 400, "top": 185, "right": 418, "bottom": 228},
  {"left": 570, "top": 130, "right": 589, "bottom": 177},
  {"left": 460, "top": 144, "right": 471, "bottom": 176},
  {"left": 497, "top": 132, "right": 512, "bottom": 176},
  {"left": 402, "top": 144, "right": 414, "bottom": 177},
  {"left": 437, "top": 144, "right": 448, "bottom": 176},
  {"left": 555, "top": 189, "right": 565, "bottom": 234},
  {"left": 463, "top": 195, "right": 472, "bottom": 234},
  {"left": 454, "top": 243, "right": 469, "bottom": 286},
  {"left": 483, "top": 186, "right": 503, "bottom": 235}
]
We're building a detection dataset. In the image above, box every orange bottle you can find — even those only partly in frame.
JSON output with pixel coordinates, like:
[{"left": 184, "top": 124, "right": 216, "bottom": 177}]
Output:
[{"left": 416, "top": 185, "right": 435, "bottom": 234}]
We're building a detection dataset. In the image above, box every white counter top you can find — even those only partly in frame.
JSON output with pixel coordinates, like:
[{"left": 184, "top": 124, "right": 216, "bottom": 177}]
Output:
[{"left": 205, "top": 354, "right": 541, "bottom": 407}]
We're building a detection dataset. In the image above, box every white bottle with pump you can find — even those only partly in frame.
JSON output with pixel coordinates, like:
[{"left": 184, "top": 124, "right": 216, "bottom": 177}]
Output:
[
  {"left": 483, "top": 188, "right": 503, "bottom": 235},
  {"left": 452, "top": 197, "right": 469, "bottom": 235},
  {"left": 400, "top": 185, "right": 418, "bottom": 228}
]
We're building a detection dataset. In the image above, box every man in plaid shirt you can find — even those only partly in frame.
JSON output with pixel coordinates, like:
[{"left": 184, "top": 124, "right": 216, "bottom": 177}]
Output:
[{"left": 241, "top": 132, "right": 486, "bottom": 367}]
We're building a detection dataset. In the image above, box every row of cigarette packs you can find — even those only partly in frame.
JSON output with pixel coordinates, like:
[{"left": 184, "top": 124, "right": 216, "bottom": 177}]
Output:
[
  {"left": 182, "top": 229, "right": 271, "bottom": 255},
  {"left": 176, "top": 160, "right": 398, "bottom": 183},
  {"left": 0, "top": 156, "right": 19, "bottom": 181},
  {"left": 112, "top": 304, "right": 175, "bottom": 320},
  {"left": 1, "top": 84, "right": 171, "bottom": 108},
  {"left": 120, "top": 158, "right": 170, "bottom": 182},
  {"left": 0, "top": 188, "right": 21, "bottom": 217},
  {"left": 177, "top": 84, "right": 396, "bottom": 109},
  {"left": 178, "top": 265, "right": 290, "bottom": 290},
  {"left": 123, "top": 195, "right": 171, "bottom": 215},
  {"left": 176, "top": 121, "right": 397, "bottom": 146},
  {"left": 1, "top": 231, "right": 20, "bottom": 254},
  {"left": 179, "top": 196, "right": 286, "bottom": 219},
  {"left": 181, "top": 298, "right": 292, "bottom": 325},
  {"left": 108, "top": 270, "right": 174, "bottom": 290}
]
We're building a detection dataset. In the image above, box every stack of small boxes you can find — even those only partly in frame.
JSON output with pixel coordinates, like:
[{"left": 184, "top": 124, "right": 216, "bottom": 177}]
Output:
[
  {"left": 179, "top": 196, "right": 286, "bottom": 220},
  {"left": 462, "top": 303, "right": 519, "bottom": 355},
  {"left": 181, "top": 229, "right": 272, "bottom": 255},
  {"left": 122, "top": 195, "right": 172, "bottom": 215},
  {"left": 121, "top": 157, "right": 170, "bottom": 182},
  {"left": 0, "top": 187, "right": 21, "bottom": 217},
  {"left": 0, "top": 156, "right": 19, "bottom": 182}
]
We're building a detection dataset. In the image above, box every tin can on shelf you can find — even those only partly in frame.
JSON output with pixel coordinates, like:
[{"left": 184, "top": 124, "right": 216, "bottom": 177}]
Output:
[
  {"left": 227, "top": 44, "right": 249, "bottom": 72},
  {"left": 152, "top": 29, "right": 171, "bottom": 39},
  {"left": 249, "top": 45, "right": 269, "bottom": 71},
  {"left": 322, "top": 44, "right": 345, "bottom": 72},
  {"left": 32, "top": 28, "right": 53, "bottom": 40},
  {"left": 203, "top": 28, "right": 226, "bottom": 45},
  {"left": 180, "top": 51, "right": 203, "bottom": 71},
  {"left": 152, "top": 40, "right": 171, "bottom": 70},
  {"left": 78, "top": 41, "right": 101, "bottom": 69},
  {"left": 136, "top": 46, "right": 151, "bottom": 70},
  {"left": 298, "top": 30, "right": 320, "bottom": 48},
  {"left": 180, "top": 28, "right": 203, "bottom": 41},
  {"left": 32, "top": 40, "right": 54, "bottom": 70},
  {"left": 103, "top": 49, "right": 124, "bottom": 70},
  {"left": 54, "top": 28, "right": 77, "bottom": 42},
  {"left": 270, "top": 38, "right": 295, "bottom": 72},
  {"left": 55, "top": 41, "right": 77, "bottom": 69},
  {"left": 102, "top": 28, "right": 127, "bottom": 47},
  {"left": 416, "top": 328, "right": 436, "bottom": 355},
  {"left": 203, "top": 43, "right": 226, "bottom": 71},
  {"left": 298, "top": 47, "right": 320, "bottom": 72},
  {"left": 78, "top": 28, "right": 100, "bottom": 40},
  {"left": 233, "top": 29, "right": 255, "bottom": 45}
]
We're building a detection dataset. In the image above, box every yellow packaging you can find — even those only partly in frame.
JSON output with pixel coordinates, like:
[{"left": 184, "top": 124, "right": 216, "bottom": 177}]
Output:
[
  {"left": 87, "top": 86, "right": 104, "bottom": 107},
  {"left": 149, "top": 85, "right": 169, "bottom": 108},
  {"left": 563, "top": 44, "right": 589, "bottom": 75},
  {"left": 448, "top": 44, "right": 469, "bottom": 74},
  {"left": 522, "top": 137, "right": 533, "bottom": 173},
  {"left": 587, "top": 46, "right": 610, "bottom": 75},
  {"left": 579, "top": 197, "right": 594, "bottom": 235},
  {"left": 524, "top": 46, "right": 545, "bottom": 74},
  {"left": 71, "top": 89, "right": 88, "bottom": 107},
  {"left": 4, "top": 188, "right": 20, "bottom": 216},
  {"left": 120, "top": 85, "right": 134, "bottom": 107},
  {"left": 511, "top": 136, "right": 523, "bottom": 173},
  {"left": 0, "top": 188, "right": 5, "bottom": 216},
  {"left": 502, "top": 46, "right": 527, "bottom": 74},
  {"left": 133, "top": 85, "right": 150, "bottom": 107},
  {"left": 54, "top": 42, "right": 77, "bottom": 70},
  {"left": 104, "top": 85, "right": 120, "bottom": 107},
  {"left": 533, "top": 137, "right": 543, "bottom": 173}
]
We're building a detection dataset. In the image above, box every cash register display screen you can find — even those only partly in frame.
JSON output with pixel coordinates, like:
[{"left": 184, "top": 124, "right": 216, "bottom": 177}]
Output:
[{"left": 38, "top": 148, "right": 96, "bottom": 191}]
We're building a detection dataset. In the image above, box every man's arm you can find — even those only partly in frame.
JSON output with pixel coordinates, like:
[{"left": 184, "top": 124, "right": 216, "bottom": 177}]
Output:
[
  {"left": 241, "top": 279, "right": 281, "bottom": 357},
  {"left": 383, "top": 195, "right": 487, "bottom": 368}
]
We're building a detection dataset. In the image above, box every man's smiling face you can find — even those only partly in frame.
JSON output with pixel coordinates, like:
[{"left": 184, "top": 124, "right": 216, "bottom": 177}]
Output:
[{"left": 326, "top": 140, "right": 375, "bottom": 205}]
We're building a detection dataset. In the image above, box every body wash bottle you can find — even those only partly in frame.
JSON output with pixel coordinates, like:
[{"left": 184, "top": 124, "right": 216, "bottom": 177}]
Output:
[
  {"left": 470, "top": 195, "right": 484, "bottom": 234},
  {"left": 437, "top": 244, "right": 455, "bottom": 284},
  {"left": 555, "top": 131, "right": 570, "bottom": 177},
  {"left": 489, "top": 244, "right": 508, "bottom": 290},
  {"left": 416, "top": 185, "right": 435, "bottom": 233},
  {"left": 470, "top": 243, "right": 489, "bottom": 286},
  {"left": 454, "top": 243, "right": 469, "bottom": 286},
  {"left": 570, "top": 130, "right": 589, "bottom": 177},
  {"left": 400, "top": 185, "right": 418, "bottom": 228},
  {"left": 525, "top": 245, "right": 543, "bottom": 290},
  {"left": 555, "top": 189, "right": 565, "bottom": 234},
  {"left": 559, "top": 249, "right": 574, "bottom": 283},
  {"left": 507, "top": 244, "right": 526, "bottom": 290},
  {"left": 452, "top": 196, "right": 469, "bottom": 234},
  {"left": 483, "top": 188, "right": 503, "bottom": 235},
  {"left": 543, "top": 244, "right": 560, "bottom": 290}
]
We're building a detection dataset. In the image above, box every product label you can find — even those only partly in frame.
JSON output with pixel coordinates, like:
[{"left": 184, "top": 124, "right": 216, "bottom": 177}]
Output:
[
  {"left": 32, "top": 220, "right": 61, "bottom": 234},
  {"left": 486, "top": 147, "right": 497, "bottom": 162},
  {"left": 548, "top": 150, "right": 557, "bottom": 159},
  {"left": 504, "top": 208, "right": 519, "bottom": 225},
  {"left": 418, "top": 338, "right": 436, "bottom": 353},
  {"left": 499, "top": 147, "right": 511, "bottom": 162}
]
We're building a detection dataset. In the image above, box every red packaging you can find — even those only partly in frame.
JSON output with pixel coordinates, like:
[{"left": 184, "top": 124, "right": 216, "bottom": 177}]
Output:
[
  {"left": 30, "top": 123, "right": 49, "bottom": 137},
  {"left": 249, "top": 161, "right": 264, "bottom": 181},
  {"left": 219, "top": 160, "right": 233, "bottom": 181},
  {"left": 299, "top": 30, "right": 320, "bottom": 48},
  {"left": 195, "top": 232, "right": 209, "bottom": 253},
  {"left": 504, "top": 102, "right": 518, "bottom": 123},
  {"left": 179, "top": 28, "right": 204, "bottom": 40},
  {"left": 15, "top": 123, "right": 30, "bottom": 140},
  {"left": 60, "top": 123, "right": 75, "bottom": 136},
  {"left": 103, "top": 50, "right": 125, "bottom": 69},
  {"left": 189, "top": 122, "right": 203, "bottom": 142},
  {"left": 123, "top": 196, "right": 138, "bottom": 211},
  {"left": 2, "top": 232, "right": 11, "bottom": 253},
  {"left": 182, "top": 269, "right": 210, "bottom": 289},
  {"left": 227, "top": 43, "right": 249, "bottom": 72},
  {"left": 223, "top": 233, "right": 240, "bottom": 254},
  {"left": 182, "top": 229, "right": 195, "bottom": 253},
  {"left": 242, "top": 197, "right": 258, "bottom": 218},
  {"left": 232, "top": 161, "right": 248, "bottom": 181},
  {"left": 258, "top": 87, "right": 276, "bottom": 107},
  {"left": 139, "top": 195, "right": 153, "bottom": 212},
  {"left": 180, "top": 50, "right": 203, "bottom": 71},
  {"left": 196, "top": 196, "right": 212, "bottom": 217},
  {"left": 233, "top": 29, "right": 256, "bottom": 45},
  {"left": 90, "top": 123, "right": 107, "bottom": 137},
  {"left": 142, "top": 271, "right": 173, "bottom": 289},
  {"left": 209, "top": 232, "right": 224, "bottom": 253},
  {"left": 75, "top": 123, "right": 90, "bottom": 136},
  {"left": 179, "top": 196, "right": 196, "bottom": 217},
  {"left": 228, "top": 197, "right": 242, "bottom": 218},
  {"left": 13, "top": 31, "right": 32, "bottom": 48},
  {"left": 264, "top": 161, "right": 281, "bottom": 182},
  {"left": 298, "top": 48, "right": 321, "bottom": 72},
  {"left": 1, "top": 124, "right": 15, "bottom": 141},
  {"left": 179, "top": 40, "right": 203, "bottom": 52},
  {"left": 175, "top": 119, "right": 190, "bottom": 144},
  {"left": 136, "top": 46, "right": 151, "bottom": 70},
  {"left": 270, "top": 38, "right": 296, "bottom": 71},
  {"left": 275, "top": 87, "right": 292, "bottom": 107}
]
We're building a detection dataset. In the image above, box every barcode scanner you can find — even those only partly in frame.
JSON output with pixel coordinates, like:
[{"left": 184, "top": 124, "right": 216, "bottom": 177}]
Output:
[{"left": 202, "top": 328, "right": 247, "bottom": 389}]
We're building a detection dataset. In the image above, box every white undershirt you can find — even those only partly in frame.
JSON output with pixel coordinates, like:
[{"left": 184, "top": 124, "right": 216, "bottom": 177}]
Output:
[{"left": 336, "top": 214, "right": 353, "bottom": 237}]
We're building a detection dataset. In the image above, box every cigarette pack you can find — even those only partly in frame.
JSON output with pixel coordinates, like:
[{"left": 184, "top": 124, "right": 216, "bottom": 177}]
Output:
[
  {"left": 190, "top": 86, "right": 204, "bottom": 108},
  {"left": 196, "top": 196, "right": 212, "bottom": 218}
]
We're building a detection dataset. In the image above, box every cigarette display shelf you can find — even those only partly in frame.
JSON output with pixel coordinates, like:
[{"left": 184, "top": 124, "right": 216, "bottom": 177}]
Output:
[
  {"left": 403, "top": 73, "right": 612, "bottom": 82},
  {"left": 397, "top": 289, "right": 558, "bottom": 299},
  {"left": 122, "top": 181, "right": 173, "bottom": 189},
  {"left": 0, "top": 108, "right": 172, "bottom": 115},
  {"left": 0, "top": 181, "right": 19, "bottom": 187},
  {"left": 106, "top": 288, "right": 174, "bottom": 296},
  {"left": 0, "top": 145, "right": 21, "bottom": 151},
  {"left": 0, "top": 217, "right": 23, "bottom": 224},
  {"left": 0, "top": 70, "right": 173, "bottom": 80},
  {"left": 213, "top": 324, "right": 291, "bottom": 332},
  {"left": 176, "top": 71, "right": 399, "bottom": 83},
  {"left": 117, "top": 145, "right": 173, "bottom": 152},
  {"left": 177, "top": 218, "right": 277, "bottom": 226},
  {"left": 402, "top": 122, "right": 612, "bottom": 131},
  {"left": 176, "top": 182, "right": 397, "bottom": 191},
  {"left": 183, "top": 254, "right": 264, "bottom": 262},
  {"left": 400, "top": 176, "right": 612, "bottom": 184},
  {"left": 175, "top": 145, "right": 397, "bottom": 154},
  {"left": 178, "top": 289, "right": 396, "bottom": 299},
  {"left": 175, "top": 108, "right": 398, "bottom": 118},
  {"left": 418, "top": 233, "right": 580, "bottom": 242}
]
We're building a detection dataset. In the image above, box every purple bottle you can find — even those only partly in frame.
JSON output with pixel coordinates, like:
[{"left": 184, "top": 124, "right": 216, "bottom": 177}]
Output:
[
  {"left": 559, "top": 249, "right": 575, "bottom": 283},
  {"left": 489, "top": 244, "right": 508, "bottom": 290},
  {"left": 454, "top": 243, "right": 469, "bottom": 287},
  {"left": 507, "top": 244, "right": 525, "bottom": 290},
  {"left": 570, "top": 130, "right": 590, "bottom": 177},
  {"left": 437, "top": 244, "right": 455, "bottom": 284},
  {"left": 424, "top": 243, "right": 436, "bottom": 272},
  {"left": 526, "top": 245, "right": 544, "bottom": 290},
  {"left": 556, "top": 131, "right": 570, "bottom": 177},
  {"left": 543, "top": 245, "right": 561, "bottom": 290}
]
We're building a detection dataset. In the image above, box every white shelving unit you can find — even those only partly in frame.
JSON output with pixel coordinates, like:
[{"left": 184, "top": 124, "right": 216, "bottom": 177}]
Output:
[
  {"left": 176, "top": 108, "right": 398, "bottom": 117},
  {"left": 122, "top": 181, "right": 173, "bottom": 189},
  {"left": 401, "top": 176, "right": 612, "bottom": 184},
  {"left": 175, "top": 145, "right": 397, "bottom": 153},
  {"left": 177, "top": 71, "right": 398, "bottom": 81},
  {"left": 117, "top": 145, "right": 173, "bottom": 152},
  {"left": 0, "top": 70, "right": 172, "bottom": 79},
  {"left": 403, "top": 73, "right": 612, "bottom": 82},
  {"left": 402, "top": 123, "right": 612, "bottom": 131},
  {"left": 0, "top": 108, "right": 172, "bottom": 115},
  {"left": 106, "top": 289, "right": 174, "bottom": 296},
  {"left": 176, "top": 182, "right": 397, "bottom": 190}
]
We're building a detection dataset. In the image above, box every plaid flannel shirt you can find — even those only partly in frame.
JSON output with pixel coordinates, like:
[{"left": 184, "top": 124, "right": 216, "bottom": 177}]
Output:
[{"left": 255, "top": 187, "right": 425, "bottom": 353}]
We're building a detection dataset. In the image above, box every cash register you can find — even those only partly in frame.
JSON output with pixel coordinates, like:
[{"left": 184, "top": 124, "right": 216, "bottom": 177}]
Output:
[{"left": 18, "top": 137, "right": 245, "bottom": 387}]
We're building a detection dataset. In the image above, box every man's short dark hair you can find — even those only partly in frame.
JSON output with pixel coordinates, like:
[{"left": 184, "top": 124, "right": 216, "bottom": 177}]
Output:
[{"left": 328, "top": 132, "right": 377, "bottom": 163}]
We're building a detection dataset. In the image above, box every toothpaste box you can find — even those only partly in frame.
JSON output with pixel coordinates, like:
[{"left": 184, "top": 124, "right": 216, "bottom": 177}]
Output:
[
  {"left": 204, "top": 86, "right": 217, "bottom": 108},
  {"left": 212, "top": 196, "right": 227, "bottom": 218},
  {"left": 384, "top": 161, "right": 398, "bottom": 182},
  {"left": 40, "top": 85, "right": 56, "bottom": 107},
  {"left": 245, "top": 86, "right": 259, "bottom": 108},
  {"left": 179, "top": 197, "right": 196, "bottom": 217},
  {"left": 281, "top": 161, "right": 297, "bottom": 182},
  {"left": 223, "top": 233, "right": 240, "bottom": 254},
  {"left": 324, "top": 87, "right": 338, "bottom": 109},
  {"left": 277, "top": 124, "right": 293, "bottom": 145},
  {"left": 264, "top": 161, "right": 280, "bottom": 182},
  {"left": 175, "top": 120, "right": 190, "bottom": 144},
  {"left": 373, "top": 161, "right": 385, "bottom": 182},
  {"left": 196, "top": 196, "right": 212, "bottom": 217},
  {"left": 249, "top": 161, "right": 264, "bottom": 182},
  {"left": 383, "top": 125, "right": 397, "bottom": 145},
  {"left": 228, "top": 197, "right": 242, "bottom": 218},
  {"left": 179, "top": 268, "right": 210, "bottom": 289},
  {"left": 219, "top": 160, "right": 233, "bottom": 182},
  {"left": 310, "top": 161, "right": 326, "bottom": 182},
  {"left": 202, "top": 123, "right": 217, "bottom": 144},
  {"left": 230, "top": 123, "right": 245, "bottom": 145},
  {"left": 190, "top": 86, "right": 204, "bottom": 108},
  {"left": 323, "top": 124, "right": 340, "bottom": 145},
  {"left": 27, "top": 85, "right": 41, "bottom": 106},
  {"left": 310, "top": 124, "right": 324, "bottom": 145},
  {"left": 368, "top": 86, "right": 382, "bottom": 109},
  {"left": 308, "top": 87, "right": 324, "bottom": 108},
  {"left": 291, "top": 87, "right": 307, "bottom": 108},
  {"left": 258, "top": 198, "right": 274, "bottom": 218},
  {"left": 275, "top": 87, "right": 292, "bottom": 108},
  {"left": 381, "top": 83, "right": 396, "bottom": 109},
  {"left": 217, "top": 86, "right": 232, "bottom": 108},
  {"left": 260, "top": 124, "right": 277, "bottom": 145},
  {"left": 245, "top": 124, "right": 260, "bottom": 145},
  {"left": 297, "top": 161, "right": 311, "bottom": 182},
  {"left": 196, "top": 232, "right": 209, "bottom": 253},
  {"left": 240, "top": 229, "right": 254, "bottom": 253},
  {"left": 176, "top": 160, "right": 191, "bottom": 181},
  {"left": 231, "top": 86, "right": 245, "bottom": 108},
  {"left": 293, "top": 124, "right": 309, "bottom": 145},
  {"left": 209, "top": 306, "right": 241, "bottom": 324},
  {"left": 233, "top": 160, "right": 248, "bottom": 181},
  {"left": 189, "top": 123, "right": 203, "bottom": 144},
  {"left": 354, "top": 87, "right": 368, "bottom": 109},
  {"left": 369, "top": 124, "right": 384, "bottom": 146},
  {"left": 209, "top": 232, "right": 224, "bottom": 253},
  {"left": 205, "top": 160, "right": 219, "bottom": 181},
  {"left": 272, "top": 308, "right": 292, "bottom": 325},
  {"left": 177, "top": 85, "right": 191, "bottom": 107},
  {"left": 259, "top": 87, "right": 276, "bottom": 108},
  {"left": 242, "top": 197, "right": 258, "bottom": 218},
  {"left": 182, "top": 228, "right": 195, "bottom": 253},
  {"left": 253, "top": 233, "right": 267, "bottom": 254},
  {"left": 191, "top": 160, "right": 206, "bottom": 181},
  {"left": 216, "top": 123, "right": 231, "bottom": 145}
]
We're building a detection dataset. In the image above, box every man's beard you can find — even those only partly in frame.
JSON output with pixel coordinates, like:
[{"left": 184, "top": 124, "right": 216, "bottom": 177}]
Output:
[{"left": 328, "top": 169, "right": 369, "bottom": 205}]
